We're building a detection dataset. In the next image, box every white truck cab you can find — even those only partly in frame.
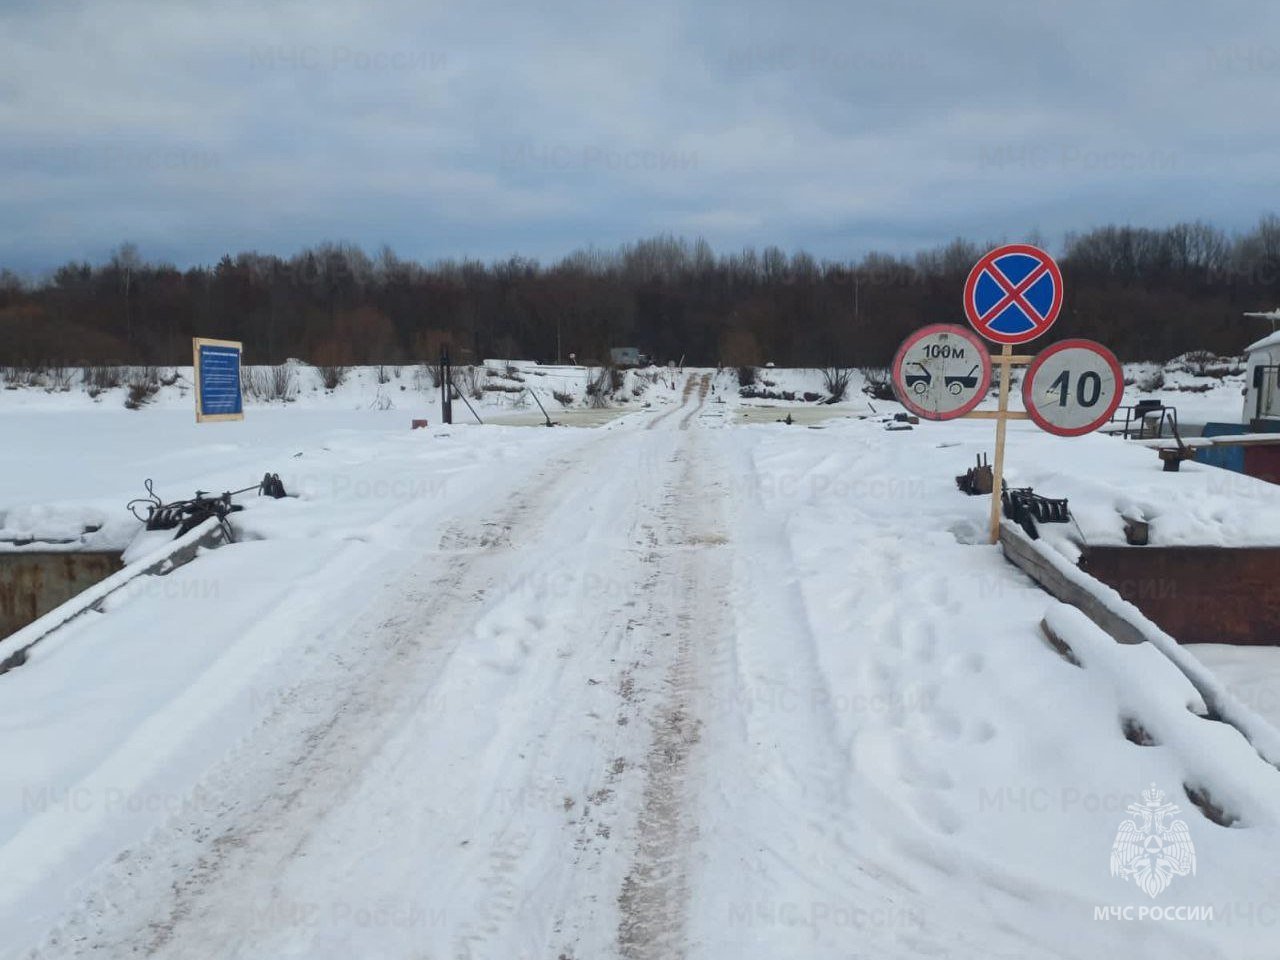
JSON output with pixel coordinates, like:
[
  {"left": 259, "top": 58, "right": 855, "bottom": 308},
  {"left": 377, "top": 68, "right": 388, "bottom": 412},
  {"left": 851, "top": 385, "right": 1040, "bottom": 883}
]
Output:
[{"left": 1243, "top": 311, "right": 1280, "bottom": 426}]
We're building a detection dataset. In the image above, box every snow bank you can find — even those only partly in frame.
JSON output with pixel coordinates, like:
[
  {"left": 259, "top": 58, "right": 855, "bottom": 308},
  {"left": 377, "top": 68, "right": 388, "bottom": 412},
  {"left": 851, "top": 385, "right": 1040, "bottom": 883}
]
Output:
[{"left": 706, "top": 414, "right": 1280, "bottom": 958}]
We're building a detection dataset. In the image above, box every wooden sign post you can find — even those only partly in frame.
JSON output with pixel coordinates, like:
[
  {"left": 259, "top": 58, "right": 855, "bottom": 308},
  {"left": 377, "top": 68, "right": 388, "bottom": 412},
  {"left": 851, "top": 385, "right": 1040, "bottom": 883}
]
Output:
[
  {"left": 892, "top": 247, "right": 1123, "bottom": 547},
  {"left": 963, "top": 343, "right": 1030, "bottom": 543},
  {"left": 962, "top": 245, "right": 1065, "bottom": 544}
]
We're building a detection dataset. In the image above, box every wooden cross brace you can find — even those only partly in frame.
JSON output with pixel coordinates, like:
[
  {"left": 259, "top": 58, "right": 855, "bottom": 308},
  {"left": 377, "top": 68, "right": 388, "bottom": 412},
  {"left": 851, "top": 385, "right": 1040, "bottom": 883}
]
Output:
[{"left": 962, "top": 343, "right": 1034, "bottom": 543}]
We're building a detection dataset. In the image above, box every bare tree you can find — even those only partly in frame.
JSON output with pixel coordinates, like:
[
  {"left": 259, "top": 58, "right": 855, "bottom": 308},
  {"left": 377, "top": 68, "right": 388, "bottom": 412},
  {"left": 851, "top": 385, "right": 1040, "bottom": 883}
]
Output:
[{"left": 820, "top": 366, "right": 853, "bottom": 403}]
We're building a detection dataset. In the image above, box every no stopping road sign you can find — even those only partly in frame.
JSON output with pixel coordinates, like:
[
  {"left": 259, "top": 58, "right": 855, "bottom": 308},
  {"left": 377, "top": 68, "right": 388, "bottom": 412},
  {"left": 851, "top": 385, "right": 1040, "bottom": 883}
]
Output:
[{"left": 964, "top": 244, "right": 1063, "bottom": 345}]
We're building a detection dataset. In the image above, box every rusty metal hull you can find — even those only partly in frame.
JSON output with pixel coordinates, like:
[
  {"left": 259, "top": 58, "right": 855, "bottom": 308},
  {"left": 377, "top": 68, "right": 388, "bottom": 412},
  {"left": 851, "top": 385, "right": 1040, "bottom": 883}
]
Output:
[
  {"left": 1079, "top": 546, "right": 1280, "bottom": 645},
  {"left": 1245, "top": 445, "right": 1280, "bottom": 484},
  {"left": 0, "top": 553, "right": 124, "bottom": 639}
]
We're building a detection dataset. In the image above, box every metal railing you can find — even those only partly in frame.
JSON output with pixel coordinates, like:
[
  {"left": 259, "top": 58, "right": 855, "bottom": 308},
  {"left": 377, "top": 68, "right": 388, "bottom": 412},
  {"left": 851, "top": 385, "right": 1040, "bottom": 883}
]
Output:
[{"left": 1109, "top": 401, "right": 1180, "bottom": 440}]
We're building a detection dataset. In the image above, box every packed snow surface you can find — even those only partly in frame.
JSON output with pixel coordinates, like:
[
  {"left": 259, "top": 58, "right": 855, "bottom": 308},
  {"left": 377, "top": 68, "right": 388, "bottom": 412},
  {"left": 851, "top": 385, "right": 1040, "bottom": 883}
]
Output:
[{"left": 1, "top": 365, "right": 1279, "bottom": 959}]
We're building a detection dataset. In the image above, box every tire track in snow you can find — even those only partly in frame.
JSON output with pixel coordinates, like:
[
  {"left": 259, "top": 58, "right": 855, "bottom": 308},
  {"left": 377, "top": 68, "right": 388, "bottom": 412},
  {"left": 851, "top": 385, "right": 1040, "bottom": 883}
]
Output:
[
  {"left": 437, "top": 429, "right": 730, "bottom": 960},
  {"left": 29, "top": 444, "right": 605, "bottom": 959},
  {"left": 616, "top": 430, "right": 730, "bottom": 960},
  {"left": 677, "top": 374, "right": 712, "bottom": 431},
  {"left": 537, "top": 513, "right": 669, "bottom": 960},
  {"left": 646, "top": 374, "right": 697, "bottom": 430},
  {"left": 681, "top": 436, "right": 961, "bottom": 959},
  {"left": 37, "top": 419, "right": 730, "bottom": 960}
]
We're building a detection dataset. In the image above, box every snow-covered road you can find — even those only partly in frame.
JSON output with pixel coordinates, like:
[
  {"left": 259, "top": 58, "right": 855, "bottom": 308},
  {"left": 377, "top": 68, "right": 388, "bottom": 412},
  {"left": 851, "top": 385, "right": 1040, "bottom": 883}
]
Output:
[
  {"left": 6, "top": 372, "right": 1280, "bottom": 959},
  {"left": 27, "top": 375, "right": 740, "bottom": 959}
]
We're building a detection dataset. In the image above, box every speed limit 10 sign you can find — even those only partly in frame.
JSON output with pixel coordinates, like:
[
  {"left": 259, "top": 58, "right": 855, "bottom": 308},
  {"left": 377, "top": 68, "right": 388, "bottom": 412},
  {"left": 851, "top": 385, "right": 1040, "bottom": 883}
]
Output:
[{"left": 1022, "top": 338, "right": 1124, "bottom": 436}]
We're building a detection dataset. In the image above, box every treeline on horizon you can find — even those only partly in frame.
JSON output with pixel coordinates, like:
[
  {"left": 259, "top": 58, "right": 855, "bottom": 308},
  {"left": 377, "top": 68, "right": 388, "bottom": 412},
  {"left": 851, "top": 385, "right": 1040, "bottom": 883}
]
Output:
[{"left": 2, "top": 216, "right": 1279, "bottom": 370}]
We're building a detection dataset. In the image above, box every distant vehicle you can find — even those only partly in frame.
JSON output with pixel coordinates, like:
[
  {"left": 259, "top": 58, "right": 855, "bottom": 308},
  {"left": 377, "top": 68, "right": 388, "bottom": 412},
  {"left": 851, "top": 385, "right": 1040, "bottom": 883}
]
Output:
[
  {"left": 610, "top": 346, "right": 642, "bottom": 367},
  {"left": 1244, "top": 321, "right": 1280, "bottom": 425}
]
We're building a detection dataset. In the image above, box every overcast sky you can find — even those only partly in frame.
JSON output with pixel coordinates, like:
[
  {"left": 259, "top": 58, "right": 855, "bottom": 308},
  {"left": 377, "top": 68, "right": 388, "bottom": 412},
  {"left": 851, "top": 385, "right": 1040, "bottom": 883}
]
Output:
[{"left": 1, "top": 0, "right": 1277, "bottom": 273}]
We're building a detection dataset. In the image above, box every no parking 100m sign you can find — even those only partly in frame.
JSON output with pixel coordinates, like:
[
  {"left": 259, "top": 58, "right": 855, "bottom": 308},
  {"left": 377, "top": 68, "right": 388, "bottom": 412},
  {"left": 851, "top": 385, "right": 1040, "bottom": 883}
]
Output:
[{"left": 891, "top": 324, "right": 992, "bottom": 420}]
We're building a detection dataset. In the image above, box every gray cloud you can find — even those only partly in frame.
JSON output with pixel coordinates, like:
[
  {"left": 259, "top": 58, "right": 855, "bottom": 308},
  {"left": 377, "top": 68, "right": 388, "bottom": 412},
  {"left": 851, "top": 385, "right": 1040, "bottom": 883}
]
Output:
[{"left": 2, "top": 0, "right": 1278, "bottom": 272}]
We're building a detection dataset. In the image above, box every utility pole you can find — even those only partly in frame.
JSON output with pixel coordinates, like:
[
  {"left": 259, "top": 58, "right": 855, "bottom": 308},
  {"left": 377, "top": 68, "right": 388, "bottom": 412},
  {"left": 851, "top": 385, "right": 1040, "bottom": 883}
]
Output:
[
  {"left": 440, "top": 347, "right": 453, "bottom": 425},
  {"left": 124, "top": 263, "right": 133, "bottom": 348}
]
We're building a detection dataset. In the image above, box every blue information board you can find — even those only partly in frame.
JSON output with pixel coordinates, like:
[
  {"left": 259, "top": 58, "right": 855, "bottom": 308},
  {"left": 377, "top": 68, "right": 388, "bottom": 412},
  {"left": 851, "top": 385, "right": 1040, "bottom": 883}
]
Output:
[{"left": 193, "top": 338, "right": 244, "bottom": 422}]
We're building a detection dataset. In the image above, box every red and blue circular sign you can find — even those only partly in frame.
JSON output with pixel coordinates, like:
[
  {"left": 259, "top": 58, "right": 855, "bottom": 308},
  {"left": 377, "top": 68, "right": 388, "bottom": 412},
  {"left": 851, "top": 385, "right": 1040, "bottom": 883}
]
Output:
[
  {"left": 890, "top": 323, "right": 992, "bottom": 421},
  {"left": 963, "top": 244, "right": 1063, "bottom": 345}
]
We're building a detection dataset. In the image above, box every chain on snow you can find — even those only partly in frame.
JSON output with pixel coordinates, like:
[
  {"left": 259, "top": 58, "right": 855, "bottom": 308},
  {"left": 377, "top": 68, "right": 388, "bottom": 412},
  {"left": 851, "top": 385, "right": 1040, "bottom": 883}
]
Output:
[{"left": 127, "top": 473, "right": 287, "bottom": 541}]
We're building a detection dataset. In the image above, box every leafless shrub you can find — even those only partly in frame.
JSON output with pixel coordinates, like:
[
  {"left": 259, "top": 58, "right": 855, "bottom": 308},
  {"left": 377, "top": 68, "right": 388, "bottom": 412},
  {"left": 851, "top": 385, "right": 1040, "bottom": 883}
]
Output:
[
  {"left": 83, "top": 365, "right": 123, "bottom": 391},
  {"left": 553, "top": 389, "right": 574, "bottom": 406},
  {"left": 123, "top": 366, "right": 160, "bottom": 409},
  {"left": 860, "top": 366, "right": 894, "bottom": 401},
  {"left": 1, "top": 365, "right": 42, "bottom": 388},
  {"left": 454, "top": 365, "right": 484, "bottom": 400},
  {"left": 128, "top": 365, "right": 159, "bottom": 388},
  {"left": 821, "top": 366, "right": 853, "bottom": 402},
  {"left": 1, "top": 366, "right": 74, "bottom": 391},
  {"left": 270, "top": 364, "right": 295, "bottom": 400},
  {"left": 1181, "top": 350, "right": 1215, "bottom": 376},
  {"left": 1137, "top": 370, "right": 1166, "bottom": 392},
  {"left": 319, "top": 364, "right": 348, "bottom": 390},
  {"left": 1170, "top": 351, "right": 1243, "bottom": 379},
  {"left": 737, "top": 365, "right": 756, "bottom": 387},
  {"left": 42, "top": 366, "right": 71, "bottom": 392},
  {"left": 242, "top": 365, "right": 296, "bottom": 402},
  {"left": 413, "top": 363, "right": 440, "bottom": 391},
  {"left": 585, "top": 367, "right": 613, "bottom": 407}
]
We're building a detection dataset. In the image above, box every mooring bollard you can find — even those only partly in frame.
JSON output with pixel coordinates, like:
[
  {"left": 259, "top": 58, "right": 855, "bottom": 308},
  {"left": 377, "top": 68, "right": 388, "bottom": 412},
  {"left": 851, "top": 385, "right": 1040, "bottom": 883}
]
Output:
[{"left": 1123, "top": 517, "right": 1150, "bottom": 546}]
